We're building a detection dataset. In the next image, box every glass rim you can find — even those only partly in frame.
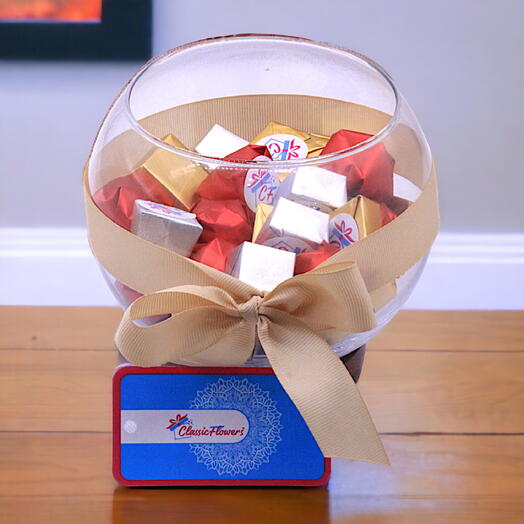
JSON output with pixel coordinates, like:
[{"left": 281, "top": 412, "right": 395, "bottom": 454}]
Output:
[{"left": 124, "top": 34, "right": 400, "bottom": 169}]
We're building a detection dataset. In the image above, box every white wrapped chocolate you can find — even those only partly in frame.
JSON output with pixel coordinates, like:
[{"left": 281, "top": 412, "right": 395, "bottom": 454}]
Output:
[
  {"left": 195, "top": 124, "right": 248, "bottom": 158},
  {"left": 227, "top": 241, "right": 296, "bottom": 291},
  {"left": 276, "top": 166, "right": 347, "bottom": 212},
  {"left": 394, "top": 173, "right": 422, "bottom": 202},
  {"left": 256, "top": 197, "right": 329, "bottom": 253},
  {"left": 131, "top": 200, "right": 202, "bottom": 257}
]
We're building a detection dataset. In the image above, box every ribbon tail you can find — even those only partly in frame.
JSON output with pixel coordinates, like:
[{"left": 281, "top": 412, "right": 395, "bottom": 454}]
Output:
[{"left": 258, "top": 311, "right": 388, "bottom": 464}]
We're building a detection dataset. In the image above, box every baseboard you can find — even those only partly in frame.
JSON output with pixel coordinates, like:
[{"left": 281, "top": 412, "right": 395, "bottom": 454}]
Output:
[{"left": 1, "top": 228, "right": 523, "bottom": 309}]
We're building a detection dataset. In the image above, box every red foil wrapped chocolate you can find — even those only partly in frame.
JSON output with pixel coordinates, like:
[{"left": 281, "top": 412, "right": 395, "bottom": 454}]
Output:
[
  {"left": 380, "top": 197, "right": 410, "bottom": 226},
  {"left": 379, "top": 203, "right": 398, "bottom": 226},
  {"left": 193, "top": 198, "right": 253, "bottom": 245},
  {"left": 386, "top": 196, "right": 410, "bottom": 216},
  {"left": 93, "top": 167, "right": 177, "bottom": 231},
  {"left": 322, "top": 130, "right": 394, "bottom": 203},
  {"left": 191, "top": 237, "right": 238, "bottom": 272},
  {"left": 294, "top": 243, "right": 339, "bottom": 275},
  {"left": 196, "top": 144, "right": 271, "bottom": 201}
]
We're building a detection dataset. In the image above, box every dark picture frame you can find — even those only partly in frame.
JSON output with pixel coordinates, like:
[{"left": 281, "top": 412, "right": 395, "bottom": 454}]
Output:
[{"left": 0, "top": 0, "right": 151, "bottom": 60}]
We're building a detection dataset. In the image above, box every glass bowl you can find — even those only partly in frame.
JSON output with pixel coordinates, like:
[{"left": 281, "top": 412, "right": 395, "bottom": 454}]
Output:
[{"left": 87, "top": 34, "right": 433, "bottom": 365}]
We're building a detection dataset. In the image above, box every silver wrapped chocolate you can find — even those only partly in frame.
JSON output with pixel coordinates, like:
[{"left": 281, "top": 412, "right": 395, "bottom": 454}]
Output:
[
  {"left": 256, "top": 197, "right": 329, "bottom": 253},
  {"left": 131, "top": 200, "right": 203, "bottom": 257},
  {"left": 228, "top": 241, "right": 296, "bottom": 291},
  {"left": 195, "top": 124, "right": 248, "bottom": 158},
  {"left": 276, "top": 166, "right": 347, "bottom": 212}
]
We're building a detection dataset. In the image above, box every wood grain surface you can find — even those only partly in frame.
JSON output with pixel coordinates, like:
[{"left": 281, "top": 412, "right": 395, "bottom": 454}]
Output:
[{"left": 1, "top": 307, "right": 523, "bottom": 523}]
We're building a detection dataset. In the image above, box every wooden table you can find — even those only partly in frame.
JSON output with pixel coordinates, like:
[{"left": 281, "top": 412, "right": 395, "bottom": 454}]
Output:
[{"left": 1, "top": 308, "right": 523, "bottom": 523}]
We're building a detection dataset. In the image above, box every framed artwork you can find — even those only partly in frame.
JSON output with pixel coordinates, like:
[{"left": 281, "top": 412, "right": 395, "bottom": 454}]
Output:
[{"left": 0, "top": 0, "right": 151, "bottom": 60}]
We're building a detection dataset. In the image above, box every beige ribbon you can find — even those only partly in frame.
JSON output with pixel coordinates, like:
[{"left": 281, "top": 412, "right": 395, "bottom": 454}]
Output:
[
  {"left": 84, "top": 169, "right": 438, "bottom": 464},
  {"left": 84, "top": 95, "right": 439, "bottom": 463},
  {"left": 114, "top": 263, "right": 386, "bottom": 463}
]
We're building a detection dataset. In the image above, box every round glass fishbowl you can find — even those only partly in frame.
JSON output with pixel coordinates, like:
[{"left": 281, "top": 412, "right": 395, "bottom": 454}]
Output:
[{"left": 87, "top": 34, "right": 433, "bottom": 366}]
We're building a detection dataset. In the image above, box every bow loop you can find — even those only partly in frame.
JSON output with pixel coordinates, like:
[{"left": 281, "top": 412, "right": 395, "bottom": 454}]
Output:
[
  {"left": 116, "top": 285, "right": 257, "bottom": 368},
  {"left": 113, "top": 261, "right": 387, "bottom": 463},
  {"left": 264, "top": 262, "right": 377, "bottom": 334}
]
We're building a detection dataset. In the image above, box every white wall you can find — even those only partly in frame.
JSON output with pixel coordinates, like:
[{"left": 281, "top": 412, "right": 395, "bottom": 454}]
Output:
[
  {"left": 1, "top": 0, "right": 523, "bottom": 232},
  {"left": 1, "top": 228, "right": 522, "bottom": 309},
  {"left": 0, "top": 62, "right": 139, "bottom": 227}
]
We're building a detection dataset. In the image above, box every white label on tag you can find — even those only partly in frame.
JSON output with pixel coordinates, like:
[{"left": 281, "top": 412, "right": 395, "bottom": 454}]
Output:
[
  {"left": 121, "top": 409, "right": 249, "bottom": 444},
  {"left": 256, "top": 134, "right": 308, "bottom": 161},
  {"left": 329, "top": 214, "right": 359, "bottom": 249},
  {"left": 243, "top": 168, "right": 280, "bottom": 212}
]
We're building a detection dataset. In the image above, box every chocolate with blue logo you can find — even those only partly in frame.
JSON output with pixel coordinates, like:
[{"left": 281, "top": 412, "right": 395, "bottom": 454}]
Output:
[{"left": 118, "top": 371, "right": 326, "bottom": 481}]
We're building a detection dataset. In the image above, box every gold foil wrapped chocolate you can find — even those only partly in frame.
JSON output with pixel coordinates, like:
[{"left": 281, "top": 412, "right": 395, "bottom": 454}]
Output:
[
  {"left": 142, "top": 134, "right": 208, "bottom": 210},
  {"left": 252, "top": 121, "right": 329, "bottom": 159},
  {"left": 252, "top": 203, "right": 273, "bottom": 242},
  {"left": 330, "top": 195, "right": 382, "bottom": 241}
]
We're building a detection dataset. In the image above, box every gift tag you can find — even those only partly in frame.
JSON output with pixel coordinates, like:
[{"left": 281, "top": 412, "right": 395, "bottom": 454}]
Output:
[
  {"left": 114, "top": 366, "right": 330, "bottom": 486},
  {"left": 329, "top": 213, "right": 360, "bottom": 249},
  {"left": 256, "top": 134, "right": 308, "bottom": 161}
]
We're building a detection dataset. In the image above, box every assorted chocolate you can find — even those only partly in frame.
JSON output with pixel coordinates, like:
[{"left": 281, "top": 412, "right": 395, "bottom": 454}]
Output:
[
  {"left": 195, "top": 124, "right": 249, "bottom": 159},
  {"left": 257, "top": 197, "right": 329, "bottom": 253},
  {"left": 228, "top": 241, "right": 296, "bottom": 291},
  {"left": 142, "top": 134, "right": 208, "bottom": 210},
  {"left": 252, "top": 203, "right": 273, "bottom": 242},
  {"left": 253, "top": 121, "right": 329, "bottom": 159},
  {"left": 329, "top": 196, "right": 381, "bottom": 248},
  {"left": 276, "top": 166, "right": 347, "bottom": 212},
  {"left": 131, "top": 200, "right": 202, "bottom": 257},
  {"left": 93, "top": 120, "right": 411, "bottom": 296}
]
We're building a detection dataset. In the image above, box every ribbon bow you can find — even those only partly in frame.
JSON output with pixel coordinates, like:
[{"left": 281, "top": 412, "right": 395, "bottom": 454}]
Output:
[
  {"left": 83, "top": 90, "right": 439, "bottom": 465},
  {"left": 116, "top": 261, "right": 388, "bottom": 464}
]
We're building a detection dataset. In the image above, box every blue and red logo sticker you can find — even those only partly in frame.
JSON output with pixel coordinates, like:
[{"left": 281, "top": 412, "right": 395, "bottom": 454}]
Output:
[{"left": 257, "top": 134, "right": 308, "bottom": 161}]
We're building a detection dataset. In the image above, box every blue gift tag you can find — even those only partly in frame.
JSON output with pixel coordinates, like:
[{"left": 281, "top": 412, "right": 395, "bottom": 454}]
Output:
[{"left": 113, "top": 366, "right": 329, "bottom": 486}]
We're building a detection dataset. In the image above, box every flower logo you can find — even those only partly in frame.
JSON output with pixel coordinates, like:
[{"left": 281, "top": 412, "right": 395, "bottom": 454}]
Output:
[
  {"left": 329, "top": 213, "right": 360, "bottom": 249},
  {"left": 189, "top": 378, "right": 282, "bottom": 476},
  {"left": 257, "top": 134, "right": 308, "bottom": 161},
  {"left": 166, "top": 413, "right": 192, "bottom": 440}
]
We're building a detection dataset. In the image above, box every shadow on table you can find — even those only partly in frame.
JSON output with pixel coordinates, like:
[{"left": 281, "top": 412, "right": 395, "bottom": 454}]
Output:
[{"left": 112, "top": 485, "right": 330, "bottom": 524}]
